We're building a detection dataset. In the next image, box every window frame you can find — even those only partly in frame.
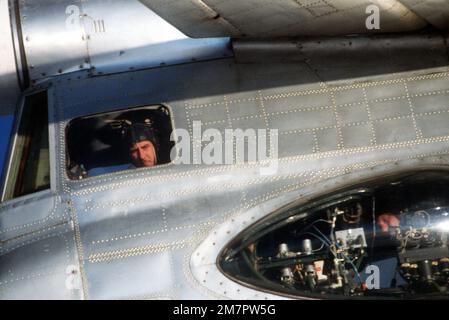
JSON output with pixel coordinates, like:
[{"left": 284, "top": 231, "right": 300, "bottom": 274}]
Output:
[
  {"left": 218, "top": 169, "right": 449, "bottom": 300},
  {"left": 0, "top": 91, "right": 53, "bottom": 203},
  {"left": 63, "top": 103, "right": 178, "bottom": 182}
]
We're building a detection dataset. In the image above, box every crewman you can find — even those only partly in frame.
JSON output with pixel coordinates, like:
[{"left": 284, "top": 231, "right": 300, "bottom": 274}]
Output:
[{"left": 124, "top": 121, "right": 158, "bottom": 168}]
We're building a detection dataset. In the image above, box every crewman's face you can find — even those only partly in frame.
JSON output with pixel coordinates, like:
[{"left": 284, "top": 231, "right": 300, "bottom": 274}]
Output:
[{"left": 130, "top": 140, "right": 157, "bottom": 167}]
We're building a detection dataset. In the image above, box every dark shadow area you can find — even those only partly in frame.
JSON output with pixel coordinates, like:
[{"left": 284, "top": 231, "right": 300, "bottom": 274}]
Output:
[
  {"left": 36, "top": 32, "right": 449, "bottom": 120},
  {"left": 19, "top": 32, "right": 445, "bottom": 98}
]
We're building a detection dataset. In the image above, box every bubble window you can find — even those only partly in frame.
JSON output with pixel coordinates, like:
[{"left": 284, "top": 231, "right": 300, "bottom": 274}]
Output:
[{"left": 220, "top": 171, "right": 449, "bottom": 299}]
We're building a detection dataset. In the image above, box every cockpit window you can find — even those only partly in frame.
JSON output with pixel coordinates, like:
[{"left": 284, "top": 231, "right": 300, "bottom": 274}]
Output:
[
  {"left": 2, "top": 92, "right": 50, "bottom": 201},
  {"left": 219, "top": 171, "right": 449, "bottom": 299},
  {"left": 66, "top": 105, "right": 174, "bottom": 180}
]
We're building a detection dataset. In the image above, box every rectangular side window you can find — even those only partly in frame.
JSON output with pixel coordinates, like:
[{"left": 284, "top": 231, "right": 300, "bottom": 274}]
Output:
[
  {"left": 66, "top": 105, "right": 174, "bottom": 179},
  {"left": 2, "top": 92, "right": 50, "bottom": 201}
]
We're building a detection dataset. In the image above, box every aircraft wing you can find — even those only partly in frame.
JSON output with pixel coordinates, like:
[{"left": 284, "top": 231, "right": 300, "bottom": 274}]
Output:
[{"left": 138, "top": 0, "right": 449, "bottom": 38}]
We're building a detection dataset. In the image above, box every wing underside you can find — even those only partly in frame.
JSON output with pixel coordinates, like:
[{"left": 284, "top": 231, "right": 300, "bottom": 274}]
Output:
[{"left": 139, "top": 0, "right": 449, "bottom": 38}]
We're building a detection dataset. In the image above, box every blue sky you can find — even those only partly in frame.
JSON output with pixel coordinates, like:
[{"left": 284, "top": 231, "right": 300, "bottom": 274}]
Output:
[{"left": 0, "top": 115, "right": 14, "bottom": 181}]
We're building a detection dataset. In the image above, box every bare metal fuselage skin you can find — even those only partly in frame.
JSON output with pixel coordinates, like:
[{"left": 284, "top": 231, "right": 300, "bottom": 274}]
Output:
[{"left": 1, "top": 0, "right": 449, "bottom": 299}]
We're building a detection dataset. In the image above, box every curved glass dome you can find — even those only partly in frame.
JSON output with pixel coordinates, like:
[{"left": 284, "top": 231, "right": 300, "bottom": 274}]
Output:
[{"left": 219, "top": 171, "right": 449, "bottom": 299}]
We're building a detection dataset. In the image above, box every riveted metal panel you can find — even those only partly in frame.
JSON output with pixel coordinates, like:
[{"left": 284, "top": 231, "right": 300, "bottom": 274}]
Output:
[
  {"left": 17, "top": 0, "right": 231, "bottom": 84},
  {"left": 81, "top": 0, "right": 232, "bottom": 75},
  {"left": 19, "top": 0, "right": 90, "bottom": 83},
  {"left": 139, "top": 0, "right": 429, "bottom": 38},
  {"left": 0, "top": 0, "right": 20, "bottom": 114}
]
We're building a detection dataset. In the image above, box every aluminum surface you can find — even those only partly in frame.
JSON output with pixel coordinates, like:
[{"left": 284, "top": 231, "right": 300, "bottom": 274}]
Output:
[
  {"left": 2, "top": 36, "right": 447, "bottom": 298},
  {"left": 16, "top": 0, "right": 231, "bottom": 83},
  {"left": 138, "top": 0, "right": 446, "bottom": 38},
  {"left": 0, "top": 1, "right": 449, "bottom": 299}
]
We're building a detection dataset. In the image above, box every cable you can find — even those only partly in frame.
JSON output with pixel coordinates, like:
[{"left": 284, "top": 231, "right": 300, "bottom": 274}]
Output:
[
  {"left": 312, "top": 226, "right": 332, "bottom": 245},
  {"left": 297, "top": 219, "right": 331, "bottom": 231},
  {"left": 312, "top": 243, "right": 325, "bottom": 252},
  {"left": 302, "top": 232, "right": 331, "bottom": 247},
  {"left": 305, "top": 231, "right": 339, "bottom": 258},
  {"left": 313, "top": 226, "right": 363, "bottom": 286},
  {"left": 345, "top": 255, "right": 363, "bottom": 286},
  {"left": 310, "top": 219, "right": 333, "bottom": 226}
]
